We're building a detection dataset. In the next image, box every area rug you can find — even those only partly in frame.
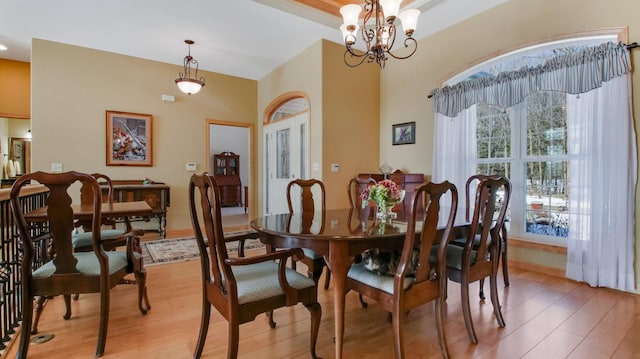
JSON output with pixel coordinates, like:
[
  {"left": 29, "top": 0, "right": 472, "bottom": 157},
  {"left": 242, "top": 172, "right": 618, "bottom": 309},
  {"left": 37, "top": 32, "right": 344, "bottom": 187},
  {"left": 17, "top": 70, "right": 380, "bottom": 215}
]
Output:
[{"left": 141, "top": 231, "right": 263, "bottom": 266}]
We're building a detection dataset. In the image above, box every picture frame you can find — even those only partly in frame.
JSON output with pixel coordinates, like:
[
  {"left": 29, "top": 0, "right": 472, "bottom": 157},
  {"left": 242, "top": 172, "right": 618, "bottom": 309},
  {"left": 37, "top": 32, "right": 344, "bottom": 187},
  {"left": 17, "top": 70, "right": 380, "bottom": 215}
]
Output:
[
  {"left": 106, "top": 110, "right": 153, "bottom": 166},
  {"left": 392, "top": 122, "right": 416, "bottom": 145}
]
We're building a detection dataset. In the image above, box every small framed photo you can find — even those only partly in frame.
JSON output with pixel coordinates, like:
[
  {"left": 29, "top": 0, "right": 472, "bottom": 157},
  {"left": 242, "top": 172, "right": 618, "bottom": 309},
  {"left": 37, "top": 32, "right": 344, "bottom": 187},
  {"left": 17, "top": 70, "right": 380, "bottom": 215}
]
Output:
[
  {"left": 392, "top": 122, "right": 416, "bottom": 145},
  {"left": 106, "top": 110, "right": 153, "bottom": 166}
]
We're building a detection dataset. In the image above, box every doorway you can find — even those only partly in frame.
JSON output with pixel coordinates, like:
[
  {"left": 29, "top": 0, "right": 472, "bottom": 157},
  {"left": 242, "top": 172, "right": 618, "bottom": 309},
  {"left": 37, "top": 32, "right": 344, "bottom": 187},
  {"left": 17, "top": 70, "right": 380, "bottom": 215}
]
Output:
[{"left": 207, "top": 120, "right": 253, "bottom": 229}]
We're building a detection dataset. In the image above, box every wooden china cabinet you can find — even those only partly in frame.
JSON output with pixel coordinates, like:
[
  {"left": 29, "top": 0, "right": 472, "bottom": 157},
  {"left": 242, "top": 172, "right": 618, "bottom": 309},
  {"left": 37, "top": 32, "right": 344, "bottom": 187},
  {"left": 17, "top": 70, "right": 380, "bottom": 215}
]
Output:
[{"left": 213, "top": 151, "right": 242, "bottom": 207}]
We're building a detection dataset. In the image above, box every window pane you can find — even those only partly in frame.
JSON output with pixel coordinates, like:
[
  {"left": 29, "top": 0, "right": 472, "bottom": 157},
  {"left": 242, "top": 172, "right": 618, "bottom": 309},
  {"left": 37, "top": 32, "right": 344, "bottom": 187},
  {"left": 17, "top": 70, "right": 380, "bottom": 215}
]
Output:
[
  {"left": 527, "top": 92, "right": 567, "bottom": 157},
  {"left": 477, "top": 105, "right": 510, "bottom": 159},
  {"left": 525, "top": 161, "right": 568, "bottom": 237},
  {"left": 276, "top": 128, "right": 290, "bottom": 179}
]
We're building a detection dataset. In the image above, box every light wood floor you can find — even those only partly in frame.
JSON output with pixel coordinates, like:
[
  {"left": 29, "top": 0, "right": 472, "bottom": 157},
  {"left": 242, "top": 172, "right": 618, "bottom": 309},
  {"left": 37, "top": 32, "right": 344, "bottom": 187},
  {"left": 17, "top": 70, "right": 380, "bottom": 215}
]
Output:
[{"left": 4, "top": 237, "right": 640, "bottom": 359}]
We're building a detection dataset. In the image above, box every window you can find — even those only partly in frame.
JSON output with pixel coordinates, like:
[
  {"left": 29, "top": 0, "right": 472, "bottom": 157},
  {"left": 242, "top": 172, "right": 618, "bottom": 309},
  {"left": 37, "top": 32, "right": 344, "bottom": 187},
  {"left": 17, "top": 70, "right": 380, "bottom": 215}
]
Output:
[
  {"left": 476, "top": 91, "right": 569, "bottom": 242},
  {"left": 446, "top": 36, "right": 618, "bottom": 245}
]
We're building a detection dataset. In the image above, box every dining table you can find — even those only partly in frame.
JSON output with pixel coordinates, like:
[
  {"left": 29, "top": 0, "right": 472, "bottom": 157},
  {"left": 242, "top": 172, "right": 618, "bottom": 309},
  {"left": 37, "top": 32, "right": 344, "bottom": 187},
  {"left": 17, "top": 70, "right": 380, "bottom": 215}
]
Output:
[
  {"left": 24, "top": 200, "right": 153, "bottom": 223},
  {"left": 251, "top": 207, "right": 468, "bottom": 359}
]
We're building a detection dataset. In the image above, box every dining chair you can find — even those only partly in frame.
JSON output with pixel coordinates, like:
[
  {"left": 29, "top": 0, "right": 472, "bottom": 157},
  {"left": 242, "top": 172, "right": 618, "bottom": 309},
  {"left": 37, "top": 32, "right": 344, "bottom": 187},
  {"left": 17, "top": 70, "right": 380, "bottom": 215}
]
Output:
[
  {"left": 345, "top": 181, "right": 458, "bottom": 359},
  {"left": 348, "top": 176, "right": 376, "bottom": 209},
  {"left": 189, "top": 173, "right": 322, "bottom": 359},
  {"left": 286, "top": 178, "right": 330, "bottom": 289},
  {"left": 452, "top": 174, "right": 511, "bottom": 300},
  {"left": 10, "top": 171, "right": 150, "bottom": 358},
  {"left": 441, "top": 176, "right": 510, "bottom": 344},
  {"left": 72, "top": 173, "right": 143, "bottom": 252},
  {"left": 347, "top": 176, "right": 376, "bottom": 308}
]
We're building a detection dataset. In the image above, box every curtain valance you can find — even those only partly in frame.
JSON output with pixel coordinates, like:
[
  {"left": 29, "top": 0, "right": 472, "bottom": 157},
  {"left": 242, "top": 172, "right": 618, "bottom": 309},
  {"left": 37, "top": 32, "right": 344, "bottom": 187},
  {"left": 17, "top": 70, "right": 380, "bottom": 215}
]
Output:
[{"left": 428, "top": 42, "right": 631, "bottom": 117}]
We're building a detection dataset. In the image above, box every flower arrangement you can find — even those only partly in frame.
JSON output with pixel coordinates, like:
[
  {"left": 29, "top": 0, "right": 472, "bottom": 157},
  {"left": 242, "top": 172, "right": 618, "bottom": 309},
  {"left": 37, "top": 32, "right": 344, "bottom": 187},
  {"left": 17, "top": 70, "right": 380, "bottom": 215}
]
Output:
[{"left": 362, "top": 179, "right": 405, "bottom": 209}]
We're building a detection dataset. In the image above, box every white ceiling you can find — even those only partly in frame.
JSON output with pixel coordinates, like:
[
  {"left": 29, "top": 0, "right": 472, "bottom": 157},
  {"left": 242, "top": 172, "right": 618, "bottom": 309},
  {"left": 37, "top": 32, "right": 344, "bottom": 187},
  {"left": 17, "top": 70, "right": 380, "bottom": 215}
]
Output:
[{"left": 0, "top": 0, "right": 506, "bottom": 81}]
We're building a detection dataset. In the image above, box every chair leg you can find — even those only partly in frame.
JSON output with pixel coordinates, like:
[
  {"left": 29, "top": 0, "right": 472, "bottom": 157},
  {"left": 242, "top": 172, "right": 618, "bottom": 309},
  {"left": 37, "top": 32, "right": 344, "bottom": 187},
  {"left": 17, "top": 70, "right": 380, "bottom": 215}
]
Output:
[
  {"left": 358, "top": 294, "right": 368, "bottom": 308},
  {"left": 478, "top": 279, "right": 486, "bottom": 301},
  {"left": 391, "top": 302, "right": 405, "bottom": 359},
  {"left": 434, "top": 298, "right": 450, "bottom": 359},
  {"left": 461, "top": 278, "right": 478, "bottom": 344},
  {"left": 16, "top": 294, "right": 34, "bottom": 359},
  {"left": 63, "top": 295, "right": 72, "bottom": 320},
  {"left": 501, "top": 227, "right": 509, "bottom": 287},
  {"left": 31, "top": 296, "right": 46, "bottom": 334},
  {"left": 135, "top": 269, "right": 151, "bottom": 314},
  {"left": 95, "top": 291, "right": 110, "bottom": 357},
  {"left": 228, "top": 320, "right": 240, "bottom": 359},
  {"left": 193, "top": 300, "right": 211, "bottom": 359},
  {"left": 490, "top": 273, "right": 506, "bottom": 328},
  {"left": 323, "top": 268, "right": 331, "bottom": 289},
  {"left": 267, "top": 310, "right": 276, "bottom": 328},
  {"left": 305, "top": 302, "right": 322, "bottom": 359}
]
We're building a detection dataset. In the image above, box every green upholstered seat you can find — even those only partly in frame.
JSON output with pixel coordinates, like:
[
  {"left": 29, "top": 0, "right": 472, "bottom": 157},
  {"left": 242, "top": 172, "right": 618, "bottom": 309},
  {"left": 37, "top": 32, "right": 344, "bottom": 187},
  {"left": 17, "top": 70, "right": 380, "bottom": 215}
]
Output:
[
  {"left": 347, "top": 262, "right": 414, "bottom": 295},
  {"left": 33, "top": 251, "right": 140, "bottom": 278},
  {"left": 229, "top": 261, "right": 316, "bottom": 305},
  {"left": 71, "top": 229, "right": 127, "bottom": 249}
]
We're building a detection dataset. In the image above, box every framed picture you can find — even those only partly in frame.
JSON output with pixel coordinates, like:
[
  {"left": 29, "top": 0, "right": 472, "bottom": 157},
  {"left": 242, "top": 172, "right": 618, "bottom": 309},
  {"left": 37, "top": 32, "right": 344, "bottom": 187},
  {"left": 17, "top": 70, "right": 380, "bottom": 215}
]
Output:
[
  {"left": 106, "top": 110, "right": 153, "bottom": 166},
  {"left": 392, "top": 122, "right": 416, "bottom": 145}
]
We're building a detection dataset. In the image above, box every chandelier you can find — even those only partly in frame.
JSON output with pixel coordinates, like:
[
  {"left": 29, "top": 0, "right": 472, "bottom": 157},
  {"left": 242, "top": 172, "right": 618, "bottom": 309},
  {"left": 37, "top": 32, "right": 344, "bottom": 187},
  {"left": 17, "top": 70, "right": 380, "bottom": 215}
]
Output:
[
  {"left": 339, "top": 0, "right": 420, "bottom": 68},
  {"left": 175, "top": 40, "right": 205, "bottom": 95}
]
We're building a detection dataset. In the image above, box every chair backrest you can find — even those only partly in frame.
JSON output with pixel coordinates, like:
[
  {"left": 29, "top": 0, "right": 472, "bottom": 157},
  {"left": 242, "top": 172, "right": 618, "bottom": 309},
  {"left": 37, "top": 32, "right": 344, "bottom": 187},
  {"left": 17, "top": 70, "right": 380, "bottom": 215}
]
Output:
[
  {"left": 286, "top": 179, "right": 326, "bottom": 235},
  {"left": 348, "top": 177, "right": 376, "bottom": 209},
  {"left": 465, "top": 176, "right": 511, "bottom": 262},
  {"left": 286, "top": 178, "right": 326, "bottom": 214},
  {"left": 465, "top": 174, "right": 508, "bottom": 222},
  {"left": 400, "top": 181, "right": 458, "bottom": 284},
  {"left": 188, "top": 173, "right": 231, "bottom": 293},
  {"left": 80, "top": 173, "right": 113, "bottom": 205},
  {"left": 10, "top": 171, "right": 105, "bottom": 277}
]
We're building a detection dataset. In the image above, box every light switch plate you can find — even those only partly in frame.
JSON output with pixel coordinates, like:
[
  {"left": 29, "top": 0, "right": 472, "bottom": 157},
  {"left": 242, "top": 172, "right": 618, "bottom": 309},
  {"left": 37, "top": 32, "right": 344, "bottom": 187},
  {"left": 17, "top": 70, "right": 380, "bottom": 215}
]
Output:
[
  {"left": 331, "top": 163, "right": 339, "bottom": 172},
  {"left": 51, "top": 162, "right": 63, "bottom": 173},
  {"left": 186, "top": 163, "right": 197, "bottom": 172}
]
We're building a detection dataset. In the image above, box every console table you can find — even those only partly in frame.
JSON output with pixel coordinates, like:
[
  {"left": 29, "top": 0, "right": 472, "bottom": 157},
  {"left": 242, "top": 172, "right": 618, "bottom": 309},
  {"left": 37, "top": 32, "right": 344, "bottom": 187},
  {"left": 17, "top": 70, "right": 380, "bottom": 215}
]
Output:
[{"left": 100, "top": 180, "right": 170, "bottom": 238}]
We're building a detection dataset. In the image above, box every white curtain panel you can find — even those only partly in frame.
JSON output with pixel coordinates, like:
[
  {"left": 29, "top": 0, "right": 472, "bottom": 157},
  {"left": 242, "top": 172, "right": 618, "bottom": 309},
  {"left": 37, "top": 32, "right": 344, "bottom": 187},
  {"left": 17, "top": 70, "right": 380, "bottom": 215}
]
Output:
[
  {"left": 565, "top": 74, "right": 637, "bottom": 291},
  {"left": 433, "top": 105, "right": 477, "bottom": 224}
]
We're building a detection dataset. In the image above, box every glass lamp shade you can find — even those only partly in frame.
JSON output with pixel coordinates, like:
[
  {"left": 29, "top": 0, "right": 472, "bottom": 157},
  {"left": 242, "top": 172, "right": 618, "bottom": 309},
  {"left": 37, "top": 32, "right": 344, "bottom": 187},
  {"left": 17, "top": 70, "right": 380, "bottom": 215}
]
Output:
[
  {"left": 340, "top": 24, "right": 359, "bottom": 45},
  {"left": 176, "top": 78, "right": 204, "bottom": 95},
  {"left": 379, "top": 0, "right": 402, "bottom": 20},
  {"left": 398, "top": 8, "right": 420, "bottom": 35},
  {"left": 340, "top": 4, "right": 362, "bottom": 28}
]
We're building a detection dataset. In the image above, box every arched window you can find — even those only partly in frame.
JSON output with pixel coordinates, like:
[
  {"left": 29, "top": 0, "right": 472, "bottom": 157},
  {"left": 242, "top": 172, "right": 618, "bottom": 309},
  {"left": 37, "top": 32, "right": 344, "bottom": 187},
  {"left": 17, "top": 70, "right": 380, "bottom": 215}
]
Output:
[{"left": 430, "top": 30, "right": 636, "bottom": 291}]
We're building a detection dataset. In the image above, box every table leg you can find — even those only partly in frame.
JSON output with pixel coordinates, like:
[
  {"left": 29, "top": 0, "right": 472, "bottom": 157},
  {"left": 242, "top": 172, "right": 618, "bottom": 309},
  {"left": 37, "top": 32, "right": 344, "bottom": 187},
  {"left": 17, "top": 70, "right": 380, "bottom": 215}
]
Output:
[{"left": 327, "top": 241, "right": 353, "bottom": 359}]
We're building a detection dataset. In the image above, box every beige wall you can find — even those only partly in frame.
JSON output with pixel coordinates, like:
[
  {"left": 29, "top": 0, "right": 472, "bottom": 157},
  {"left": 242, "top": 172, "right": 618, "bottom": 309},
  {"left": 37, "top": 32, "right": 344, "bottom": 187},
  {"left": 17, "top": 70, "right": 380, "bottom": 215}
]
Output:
[
  {"left": 256, "top": 40, "right": 380, "bottom": 211},
  {"left": 31, "top": 39, "right": 257, "bottom": 231},
  {"left": 257, "top": 41, "right": 323, "bottom": 213},
  {"left": 378, "top": 0, "right": 640, "bottom": 290},
  {"left": 321, "top": 40, "right": 380, "bottom": 209}
]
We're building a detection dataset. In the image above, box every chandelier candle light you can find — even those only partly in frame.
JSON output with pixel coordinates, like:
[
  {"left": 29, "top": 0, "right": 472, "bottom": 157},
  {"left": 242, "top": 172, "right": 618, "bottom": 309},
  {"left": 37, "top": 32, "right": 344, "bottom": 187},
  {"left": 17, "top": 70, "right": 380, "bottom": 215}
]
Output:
[
  {"left": 339, "top": 0, "right": 420, "bottom": 68},
  {"left": 175, "top": 40, "right": 205, "bottom": 95}
]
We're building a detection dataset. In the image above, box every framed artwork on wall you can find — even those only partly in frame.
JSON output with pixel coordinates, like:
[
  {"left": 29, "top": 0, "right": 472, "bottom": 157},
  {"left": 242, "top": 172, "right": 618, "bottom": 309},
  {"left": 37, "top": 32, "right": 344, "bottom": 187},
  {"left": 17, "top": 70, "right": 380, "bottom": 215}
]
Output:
[
  {"left": 106, "top": 110, "right": 153, "bottom": 166},
  {"left": 392, "top": 122, "right": 416, "bottom": 145}
]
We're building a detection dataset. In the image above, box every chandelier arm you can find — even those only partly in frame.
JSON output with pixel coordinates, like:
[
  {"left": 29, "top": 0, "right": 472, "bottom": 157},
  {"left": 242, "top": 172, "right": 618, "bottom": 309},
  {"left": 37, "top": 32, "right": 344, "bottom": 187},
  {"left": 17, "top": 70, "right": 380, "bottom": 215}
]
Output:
[
  {"left": 344, "top": 50, "right": 373, "bottom": 67},
  {"left": 386, "top": 37, "right": 418, "bottom": 60}
]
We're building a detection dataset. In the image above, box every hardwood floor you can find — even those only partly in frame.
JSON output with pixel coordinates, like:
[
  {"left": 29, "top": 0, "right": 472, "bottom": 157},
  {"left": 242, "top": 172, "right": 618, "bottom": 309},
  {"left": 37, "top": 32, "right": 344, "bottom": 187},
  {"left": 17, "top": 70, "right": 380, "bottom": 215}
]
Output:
[{"left": 4, "top": 241, "right": 640, "bottom": 358}]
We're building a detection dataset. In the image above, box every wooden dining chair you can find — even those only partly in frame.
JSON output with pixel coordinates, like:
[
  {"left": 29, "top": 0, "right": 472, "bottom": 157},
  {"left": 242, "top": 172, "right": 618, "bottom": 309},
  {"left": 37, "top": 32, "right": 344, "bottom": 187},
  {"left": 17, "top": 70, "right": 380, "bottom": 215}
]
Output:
[
  {"left": 442, "top": 176, "right": 510, "bottom": 344},
  {"left": 453, "top": 174, "right": 511, "bottom": 300},
  {"left": 345, "top": 181, "right": 458, "bottom": 359},
  {"left": 10, "top": 171, "right": 150, "bottom": 358},
  {"left": 189, "top": 173, "right": 322, "bottom": 359},
  {"left": 72, "top": 173, "right": 143, "bottom": 252},
  {"left": 348, "top": 176, "right": 376, "bottom": 209},
  {"left": 286, "top": 178, "right": 330, "bottom": 289}
]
